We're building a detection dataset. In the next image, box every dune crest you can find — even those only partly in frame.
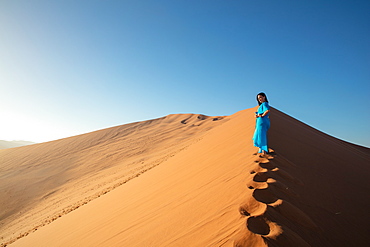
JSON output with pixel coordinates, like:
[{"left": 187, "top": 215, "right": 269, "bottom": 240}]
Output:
[
  {"left": 1, "top": 108, "right": 369, "bottom": 246},
  {"left": 235, "top": 154, "right": 315, "bottom": 247}
]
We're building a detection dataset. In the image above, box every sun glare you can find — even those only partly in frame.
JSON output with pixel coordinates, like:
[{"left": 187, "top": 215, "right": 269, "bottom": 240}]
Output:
[{"left": 0, "top": 111, "right": 73, "bottom": 143}]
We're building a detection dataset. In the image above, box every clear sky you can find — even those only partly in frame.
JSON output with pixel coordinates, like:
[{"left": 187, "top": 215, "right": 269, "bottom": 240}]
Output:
[{"left": 1, "top": 0, "right": 369, "bottom": 147}]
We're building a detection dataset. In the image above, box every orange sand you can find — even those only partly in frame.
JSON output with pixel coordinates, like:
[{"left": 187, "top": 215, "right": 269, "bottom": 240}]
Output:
[{"left": 1, "top": 108, "right": 369, "bottom": 246}]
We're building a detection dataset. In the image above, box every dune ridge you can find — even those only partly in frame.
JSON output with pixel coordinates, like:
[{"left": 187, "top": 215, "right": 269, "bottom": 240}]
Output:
[
  {"left": 235, "top": 153, "right": 316, "bottom": 247},
  {"left": 1, "top": 107, "right": 370, "bottom": 246}
]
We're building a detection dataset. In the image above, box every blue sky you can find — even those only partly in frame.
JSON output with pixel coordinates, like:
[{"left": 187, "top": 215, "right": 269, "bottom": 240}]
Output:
[{"left": 1, "top": 0, "right": 369, "bottom": 147}]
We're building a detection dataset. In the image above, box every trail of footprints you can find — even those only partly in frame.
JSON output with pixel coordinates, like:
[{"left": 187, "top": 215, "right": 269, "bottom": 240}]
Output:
[{"left": 234, "top": 150, "right": 317, "bottom": 247}]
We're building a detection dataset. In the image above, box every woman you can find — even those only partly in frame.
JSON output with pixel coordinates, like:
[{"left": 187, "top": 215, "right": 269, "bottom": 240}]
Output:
[{"left": 252, "top": 92, "right": 271, "bottom": 155}]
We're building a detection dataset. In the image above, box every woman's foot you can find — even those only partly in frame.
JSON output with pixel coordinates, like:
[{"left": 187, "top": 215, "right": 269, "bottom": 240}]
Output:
[{"left": 258, "top": 150, "right": 268, "bottom": 158}]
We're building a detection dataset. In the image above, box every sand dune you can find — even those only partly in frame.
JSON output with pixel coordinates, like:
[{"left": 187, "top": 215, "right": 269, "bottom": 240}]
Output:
[
  {"left": 0, "top": 140, "right": 35, "bottom": 150},
  {"left": 1, "top": 108, "right": 369, "bottom": 246},
  {"left": 0, "top": 113, "right": 226, "bottom": 246}
]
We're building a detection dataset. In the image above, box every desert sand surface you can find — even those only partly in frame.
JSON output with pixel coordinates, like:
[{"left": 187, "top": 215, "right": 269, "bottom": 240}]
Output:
[{"left": 1, "top": 107, "right": 369, "bottom": 246}]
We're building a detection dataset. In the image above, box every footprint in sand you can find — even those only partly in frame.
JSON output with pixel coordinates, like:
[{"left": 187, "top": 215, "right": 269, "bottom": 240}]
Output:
[
  {"left": 239, "top": 198, "right": 267, "bottom": 217},
  {"left": 246, "top": 216, "right": 270, "bottom": 235},
  {"left": 253, "top": 172, "right": 269, "bottom": 182},
  {"left": 235, "top": 150, "right": 316, "bottom": 247},
  {"left": 253, "top": 187, "right": 279, "bottom": 204},
  {"left": 258, "top": 161, "right": 277, "bottom": 171}
]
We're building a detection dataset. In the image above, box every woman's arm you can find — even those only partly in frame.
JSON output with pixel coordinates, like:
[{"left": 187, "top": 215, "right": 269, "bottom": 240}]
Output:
[{"left": 260, "top": 109, "right": 270, "bottom": 117}]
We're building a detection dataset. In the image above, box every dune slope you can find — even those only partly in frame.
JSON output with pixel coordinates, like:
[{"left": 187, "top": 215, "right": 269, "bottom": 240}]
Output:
[
  {"left": 2, "top": 107, "right": 370, "bottom": 246},
  {"left": 0, "top": 113, "right": 226, "bottom": 246},
  {"left": 266, "top": 108, "right": 370, "bottom": 246}
]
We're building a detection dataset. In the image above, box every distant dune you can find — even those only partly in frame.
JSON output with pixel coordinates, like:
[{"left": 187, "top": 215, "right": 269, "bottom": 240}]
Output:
[
  {"left": 1, "top": 108, "right": 369, "bottom": 247},
  {"left": 0, "top": 140, "right": 35, "bottom": 150}
]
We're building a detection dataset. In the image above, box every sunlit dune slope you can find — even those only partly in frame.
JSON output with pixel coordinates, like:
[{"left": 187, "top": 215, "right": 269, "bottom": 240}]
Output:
[
  {"left": 0, "top": 113, "right": 227, "bottom": 246},
  {"left": 2, "top": 107, "right": 370, "bottom": 247}
]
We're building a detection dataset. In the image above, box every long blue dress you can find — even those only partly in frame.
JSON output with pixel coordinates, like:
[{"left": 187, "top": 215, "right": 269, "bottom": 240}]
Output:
[{"left": 252, "top": 102, "right": 270, "bottom": 153}]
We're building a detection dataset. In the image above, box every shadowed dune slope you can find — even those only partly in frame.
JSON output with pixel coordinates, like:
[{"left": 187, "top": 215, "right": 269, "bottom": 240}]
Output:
[
  {"left": 1, "top": 108, "right": 370, "bottom": 247},
  {"left": 267, "top": 108, "right": 370, "bottom": 246}
]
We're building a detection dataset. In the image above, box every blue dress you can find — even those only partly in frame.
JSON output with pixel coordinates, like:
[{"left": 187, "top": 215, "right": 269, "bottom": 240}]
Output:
[{"left": 252, "top": 102, "right": 270, "bottom": 153}]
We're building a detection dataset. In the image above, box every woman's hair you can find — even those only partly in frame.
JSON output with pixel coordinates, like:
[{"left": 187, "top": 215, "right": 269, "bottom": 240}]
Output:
[{"left": 256, "top": 92, "right": 268, "bottom": 105}]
